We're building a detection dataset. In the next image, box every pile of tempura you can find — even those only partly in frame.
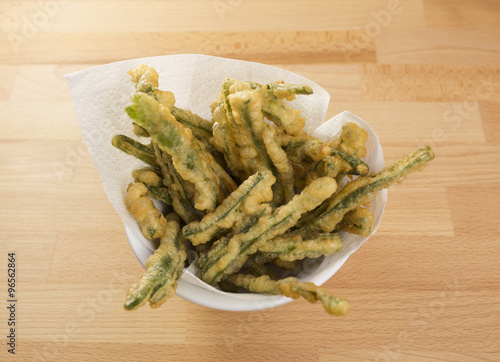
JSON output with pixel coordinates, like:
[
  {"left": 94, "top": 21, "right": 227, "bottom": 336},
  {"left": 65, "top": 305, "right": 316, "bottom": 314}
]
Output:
[{"left": 112, "top": 65, "right": 434, "bottom": 315}]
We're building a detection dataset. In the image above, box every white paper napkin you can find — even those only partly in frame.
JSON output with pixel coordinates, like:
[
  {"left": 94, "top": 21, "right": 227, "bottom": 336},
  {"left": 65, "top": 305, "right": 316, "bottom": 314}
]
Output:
[{"left": 66, "top": 54, "right": 386, "bottom": 300}]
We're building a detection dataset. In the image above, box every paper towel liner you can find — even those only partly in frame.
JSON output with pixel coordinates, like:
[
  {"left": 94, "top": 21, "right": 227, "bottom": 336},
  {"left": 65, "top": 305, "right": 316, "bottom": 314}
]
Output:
[{"left": 66, "top": 54, "right": 386, "bottom": 309}]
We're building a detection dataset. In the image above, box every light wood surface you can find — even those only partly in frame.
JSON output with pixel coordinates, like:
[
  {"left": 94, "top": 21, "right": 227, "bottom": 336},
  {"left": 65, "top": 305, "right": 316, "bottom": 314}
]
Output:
[{"left": 1, "top": 0, "right": 499, "bottom": 361}]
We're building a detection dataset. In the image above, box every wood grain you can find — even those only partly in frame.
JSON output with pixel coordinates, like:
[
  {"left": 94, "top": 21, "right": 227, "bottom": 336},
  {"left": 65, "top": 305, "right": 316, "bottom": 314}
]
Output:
[{"left": 1, "top": 0, "right": 499, "bottom": 361}]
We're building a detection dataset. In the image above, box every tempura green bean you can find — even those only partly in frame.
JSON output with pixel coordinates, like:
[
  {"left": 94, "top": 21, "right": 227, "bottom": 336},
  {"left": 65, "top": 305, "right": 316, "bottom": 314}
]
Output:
[
  {"left": 262, "top": 126, "right": 295, "bottom": 202},
  {"left": 171, "top": 106, "right": 214, "bottom": 141},
  {"left": 183, "top": 170, "right": 275, "bottom": 245},
  {"left": 259, "top": 233, "right": 342, "bottom": 261},
  {"left": 296, "top": 146, "right": 435, "bottom": 236},
  {"left": 126, "top": 92, "right": 223, "bottom": 211},
  {"left": 132, "top": 167, "right": 171, "bottom": 205},
  {"left": 199, "top": 177, "right": 337, "bottom": 285},
  {"left": 336, "top": 207, "right": 374, "bottom": 236},
  {"left": 125, "top": 182, "right": 167, "bottom": 240},
  {"left": 225, "top": 274, "right": 350, "bottom": 316},
  {"left": 124, "top": 214, "right": 186, "bottom": 310},
  {"left": 111, "top": 135, "right": 158, "bottom": 168},
  {"left": 153, "top": 144, "right": 203, "bottom": 223}
]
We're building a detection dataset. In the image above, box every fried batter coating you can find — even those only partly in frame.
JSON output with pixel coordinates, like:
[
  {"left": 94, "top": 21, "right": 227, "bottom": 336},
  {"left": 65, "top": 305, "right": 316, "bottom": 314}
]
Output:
[
  {"left": 214, "top": 80, "right": 289, "bottom": 204},
  {"left": 266, "top": 82, "right": 313, "bottom": 99},
  {"left": 295, "top": 155, "right": 342, "bottom": 191},
  {"left": 126, "top": 92, "right": 223, "bottom": 212},
  {"left": 226, "top": 80, "right": 273, "bottom": 175},
  {"left": 262, "top": 126, "right": 295, "bottom": 203},
  {"left": 132, "top": 167, "right": 171, "bottom": 205},
  {"left": 331, "top": 149, "right": 369, "bottom": 175},
  {"left": 225, "top": 274, "right": 349, "bottom": 316},
  {"left": 197, "top": 139, "right": 237, "bottom": 197},
  {"left": 278, "top": 133, "right": 330, "bottom": 163},
  {"left": 212, "top": 79, "right": 313, "bottom": 185},
  {"left": 129, "top": 65, "right": 219, "bottom": 152},
  {"left": 128, "top": 64, "right": 175, "bottom": 109},
  {"left": 112, "top": 135, "right": 158, "bottom": 168},
  {"left": 272, "top": 258, "right": 296, "bottom": 270},
  {"left": 250, "top": 81, "right": 313, "bottom": 136},
  {"left": 183, "top": 170, "right": 275, "bottom": 246},
  {"left": 128, "top": 65, "right": 237, "bottom": 203},
  {"left": 247, "top": 254, "right": 295, "bottom": 277},
  {"left": 171, "top": 106, "right": 214, "bottom": 142},
  {"left": 126, "top": 182, "right": 167, "bottom": 240},
  {"left": 153, "top": 144, "right": 203, "bottom": 223},
  {"left": 211, "top": 99, "right": 245, "bottom": 180},
  {"left": 124, "top": 214, "right": 186, "bottom": 310},
  {"left": 170, "top": 107, "right": 231, "bottom": 185},
  {"left": 127, "top": 65, "right": 174, "bottom": 138},
  {"left": 259, "top": 233, "right": 342, "bottom": 261},
  {"left": 195, "top": 204, "right": 271, "bottom": 272},
  {"left": 280, "top": 134, "right": 369, "bottom": 176},
  {"left": 132, "top": 124, "right": 150, "bottom": 138},
  {"left": 296, "top": 146, "right": 435, "bottom": 237},
  {"left": 247, "top": 254, "right": 276, "bottom": 279},
  {"left": 198, "top": 177, "right": 337, "bottom": 285},
  {"left": 128, "top": 64, "right": 160, "bottom": 93},
  {"left": 331, "top": 122, "right": 368, "bottom": 158},
  {"left": 337, "top": 207, "right": 374, "bottom": 236}
]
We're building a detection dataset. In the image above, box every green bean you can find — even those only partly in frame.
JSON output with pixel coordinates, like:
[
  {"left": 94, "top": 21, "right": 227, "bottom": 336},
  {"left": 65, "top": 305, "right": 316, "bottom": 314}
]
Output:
[
  {"left": 262, "top": 126, "right": 295, "bottom": 203},
  {"left": 248, "top": 254, "right": 276, "bottom": 279},
  {"left": 249, "top": 82, "right": 312, "bottom": 136},
  {"left": 294, "top": 193, "right": 335, "bottom": 230},
  {"left": 294, "top": 156, "right": 341, "bottom": 191},
  {"left": 200, "top": 141, "right": 228, "bottom": 178},
  {"left": 199, "top": 177, "right": 337, "bottom": 285},
  {"left": 171, "top": 106, "right": 213, "bottom": 141},
  {"left": 125, "top": 182, "right": 167, "bottom": 240},
  {"left": 126, "top": 92, "right": 223, "bottom": 211},
  {"left": 281, "top": 135, "right": 369, "bottom": 176},
  {"left": 153, "top": 144, "right": 203, "bottom": 223},
  {"left": 316, "top": 156, "right": 341, "bottom": 178},
  {"left": 330, "top": 148, "right": 369, "bottom": 176},
  {"left": 124, "top": 214, "right": 186, "bottom": 310},
  {"left": 224, "top": 80, "right": 274, "bottom": 174},
  {"left": 218, "top": 279, "right": 239, "bottom": 293},
  {"left": 132, "top": 167, "right": 172, "bottom": 205},
  {"left": 127, "top": 65, "right": 228, "bottom": 210},
  {"left": 331, "top": 122, "right": 368, "bottom": 158},
  {"left": 212, "top": 99, "right": 245, "bottom": 180},
  {"left": 128, "top": 64, "right": 160, "bottom": 94},
  {"left": 225, "top": 274, "right": 350, "bottom": 316},
  {"left": 247, "top": 254, "right": 293, "bottom": 277},
  {"left": 128, "top": 64, "right": 175, "bottom": 110},
  {"left": 183, "top": 170, "right": 275, "bottom": 245},
  {"left": 259, "top": 233, "right": 342, "bottom": 261},
  {"left": 272, "top": 258, "right": 296, "bottom": 270},
  {"left": 127, "top": 64, "right": 159, "bottom": 138},
  {"left": 133, "top": 124, "right": 150, "bottom": 138},
  {"left": 296, "top": 146, "right": 435, "bottom": 236},
  {"left": 196, "top": 138, "right": 237, "bottom": 197},
  {"left": 196, "top": 204, "right": 271, "bottom": 272},
  {"left": 111, "top": 135, "right": 158, "bottom": 168},
  {"left": 224, "top": 80, "right": 289, "bottom": 204},
  {"left": 267, "top": 82, "right": 313, "bottom": 98},
  {"left": 336, "top": 207, "right": 374, "bottom": 236}
]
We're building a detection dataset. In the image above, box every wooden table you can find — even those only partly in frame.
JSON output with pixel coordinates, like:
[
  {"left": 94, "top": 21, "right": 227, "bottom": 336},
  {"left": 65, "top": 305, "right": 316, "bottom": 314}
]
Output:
[{"left": 1, "top": 1, "right": 499, "bottom": 360}]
